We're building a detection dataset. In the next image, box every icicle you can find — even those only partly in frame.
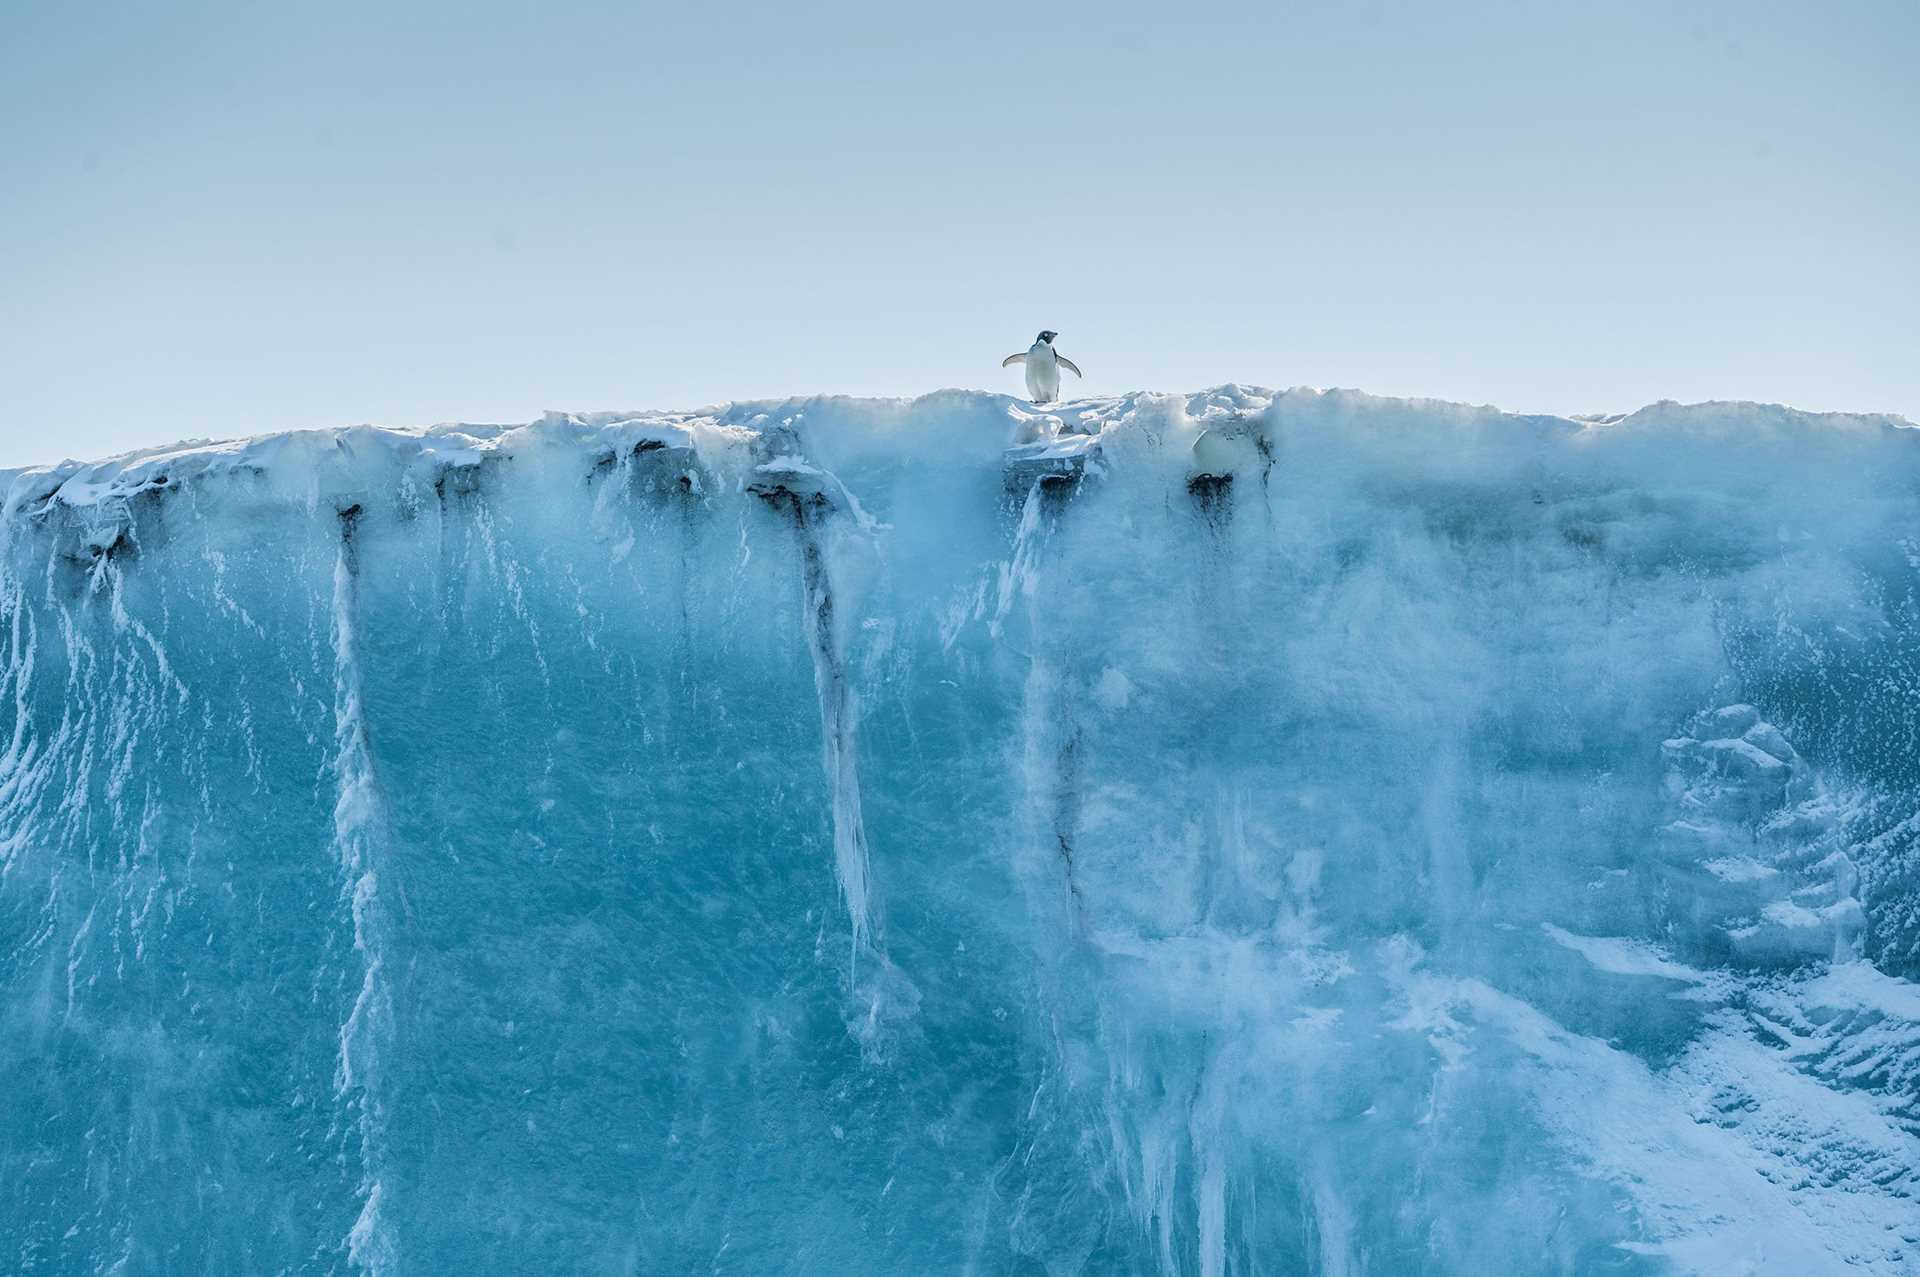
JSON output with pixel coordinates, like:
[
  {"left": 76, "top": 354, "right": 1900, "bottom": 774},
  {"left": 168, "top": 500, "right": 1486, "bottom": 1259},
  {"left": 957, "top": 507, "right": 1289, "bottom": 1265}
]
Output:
[{"left": 991, "top": 480, "right": 1049, "bottom": 638}]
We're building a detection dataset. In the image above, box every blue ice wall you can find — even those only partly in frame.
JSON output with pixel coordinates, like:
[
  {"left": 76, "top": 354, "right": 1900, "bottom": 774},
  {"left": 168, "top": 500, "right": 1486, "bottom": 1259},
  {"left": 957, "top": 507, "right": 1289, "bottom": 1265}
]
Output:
[{"left": 4, "top": 388, "right": 1919, "bottom": 1275}]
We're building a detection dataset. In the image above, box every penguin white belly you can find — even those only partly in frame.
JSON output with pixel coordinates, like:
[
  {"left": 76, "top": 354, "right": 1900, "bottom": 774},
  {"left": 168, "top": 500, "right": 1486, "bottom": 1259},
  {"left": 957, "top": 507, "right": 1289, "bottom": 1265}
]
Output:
[{"left": 1025, "top": 345, "right": 1061, "bottom": 403}]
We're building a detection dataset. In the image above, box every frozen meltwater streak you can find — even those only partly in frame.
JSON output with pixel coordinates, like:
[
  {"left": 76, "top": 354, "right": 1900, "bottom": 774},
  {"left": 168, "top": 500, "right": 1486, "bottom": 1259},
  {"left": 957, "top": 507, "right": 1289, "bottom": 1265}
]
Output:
[
  {"left": 4, "top": 388, "right": 1920, "bottom": 1274},
  {"left": 329, "top": 507, "right": 399, "bottom": 1275},
  {"left": 748, "top": 423, "right": 880, "bottom": 958}
]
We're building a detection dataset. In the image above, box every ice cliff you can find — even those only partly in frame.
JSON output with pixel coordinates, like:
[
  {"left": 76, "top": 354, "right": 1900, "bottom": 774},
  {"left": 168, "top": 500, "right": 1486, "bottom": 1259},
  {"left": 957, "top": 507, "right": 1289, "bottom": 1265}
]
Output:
[{"left": 4, "top": 386, "right": 1919, "bottom": 1274}]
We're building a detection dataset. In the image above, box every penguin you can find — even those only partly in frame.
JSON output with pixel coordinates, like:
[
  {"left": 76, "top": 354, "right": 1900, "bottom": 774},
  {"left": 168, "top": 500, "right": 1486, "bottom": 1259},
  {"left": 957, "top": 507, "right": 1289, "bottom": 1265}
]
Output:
[{"left": 1001, "top": 331, "right": 1082, "bottom": 404}]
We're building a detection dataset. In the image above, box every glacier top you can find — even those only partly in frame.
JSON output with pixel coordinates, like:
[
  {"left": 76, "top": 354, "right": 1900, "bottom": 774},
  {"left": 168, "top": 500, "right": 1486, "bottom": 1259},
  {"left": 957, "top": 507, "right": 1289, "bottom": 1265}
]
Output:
[{"left": 5, "top": 385, "right": 1914, "bottom": 517}]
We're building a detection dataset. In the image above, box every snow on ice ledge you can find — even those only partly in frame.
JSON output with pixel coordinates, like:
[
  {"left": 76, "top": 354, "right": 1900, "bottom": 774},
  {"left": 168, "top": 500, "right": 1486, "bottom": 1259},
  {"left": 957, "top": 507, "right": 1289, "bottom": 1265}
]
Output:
[{"left": 6, "top": 385, "right": 1913, "bottom": 516}]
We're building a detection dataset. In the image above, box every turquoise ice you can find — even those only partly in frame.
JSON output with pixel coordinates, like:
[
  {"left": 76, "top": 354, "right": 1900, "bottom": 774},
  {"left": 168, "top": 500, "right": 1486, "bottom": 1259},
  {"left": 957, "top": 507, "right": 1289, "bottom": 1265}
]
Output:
[{"left": 3, "top": 387, "right": 1918, "bottom": 1274}]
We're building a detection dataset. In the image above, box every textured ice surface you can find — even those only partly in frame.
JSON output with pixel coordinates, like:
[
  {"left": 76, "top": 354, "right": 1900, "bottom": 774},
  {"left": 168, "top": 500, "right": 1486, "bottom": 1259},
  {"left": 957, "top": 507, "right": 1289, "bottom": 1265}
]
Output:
[{"left": 4, "top": 386, "right": 1920, "bottom": 1274}]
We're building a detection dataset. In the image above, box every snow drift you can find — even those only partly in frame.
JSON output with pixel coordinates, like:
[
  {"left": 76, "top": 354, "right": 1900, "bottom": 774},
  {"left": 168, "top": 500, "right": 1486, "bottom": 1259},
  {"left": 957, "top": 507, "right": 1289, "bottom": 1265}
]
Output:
[{"left": 4, "top": 386, "right": 1919, "bottom": 1274}]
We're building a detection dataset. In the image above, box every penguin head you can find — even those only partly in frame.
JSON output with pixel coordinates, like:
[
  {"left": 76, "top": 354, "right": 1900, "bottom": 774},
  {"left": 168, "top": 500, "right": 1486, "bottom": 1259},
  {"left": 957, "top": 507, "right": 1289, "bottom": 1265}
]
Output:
[{"left": 1037, "top": 330, "right": 1058, "bottom": 344}]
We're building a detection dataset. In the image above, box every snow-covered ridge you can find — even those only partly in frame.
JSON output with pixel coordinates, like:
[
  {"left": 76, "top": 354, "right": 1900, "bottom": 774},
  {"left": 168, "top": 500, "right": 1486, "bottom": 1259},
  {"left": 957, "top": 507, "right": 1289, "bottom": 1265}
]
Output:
[{"left": 7, "top": 385, "right": 1913, "bottom": 515}]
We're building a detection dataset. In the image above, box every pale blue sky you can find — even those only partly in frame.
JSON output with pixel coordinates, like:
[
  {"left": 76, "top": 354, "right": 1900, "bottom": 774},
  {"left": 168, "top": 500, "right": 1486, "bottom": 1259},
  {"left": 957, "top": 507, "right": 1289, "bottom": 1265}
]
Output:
[{"left": 3, "top": 1, "right": 1915, "bottom": 467}]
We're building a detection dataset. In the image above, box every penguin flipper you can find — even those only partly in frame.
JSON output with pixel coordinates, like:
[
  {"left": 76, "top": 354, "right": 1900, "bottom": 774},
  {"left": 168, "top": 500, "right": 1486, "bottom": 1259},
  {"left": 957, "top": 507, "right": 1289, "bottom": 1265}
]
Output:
[
  {"left": 1001, "top": 353, "right": 1027, "bottom": 367},
  {"left": 1056, "top": 355, "right": 1082, "bottom": 378}
]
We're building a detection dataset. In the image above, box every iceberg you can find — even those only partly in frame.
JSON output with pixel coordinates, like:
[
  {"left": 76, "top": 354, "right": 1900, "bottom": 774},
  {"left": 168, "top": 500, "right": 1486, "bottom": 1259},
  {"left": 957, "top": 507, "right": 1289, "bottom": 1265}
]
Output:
[{"left": 4, "top": 386, "right": 1919, "bottom": 1274}]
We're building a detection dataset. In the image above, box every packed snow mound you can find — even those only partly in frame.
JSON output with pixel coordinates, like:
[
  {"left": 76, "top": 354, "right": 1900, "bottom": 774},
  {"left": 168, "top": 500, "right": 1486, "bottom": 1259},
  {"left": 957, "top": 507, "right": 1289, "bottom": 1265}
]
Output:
[{"left": 5, "top": 385, "right": 1920, "bottom": 1275}]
